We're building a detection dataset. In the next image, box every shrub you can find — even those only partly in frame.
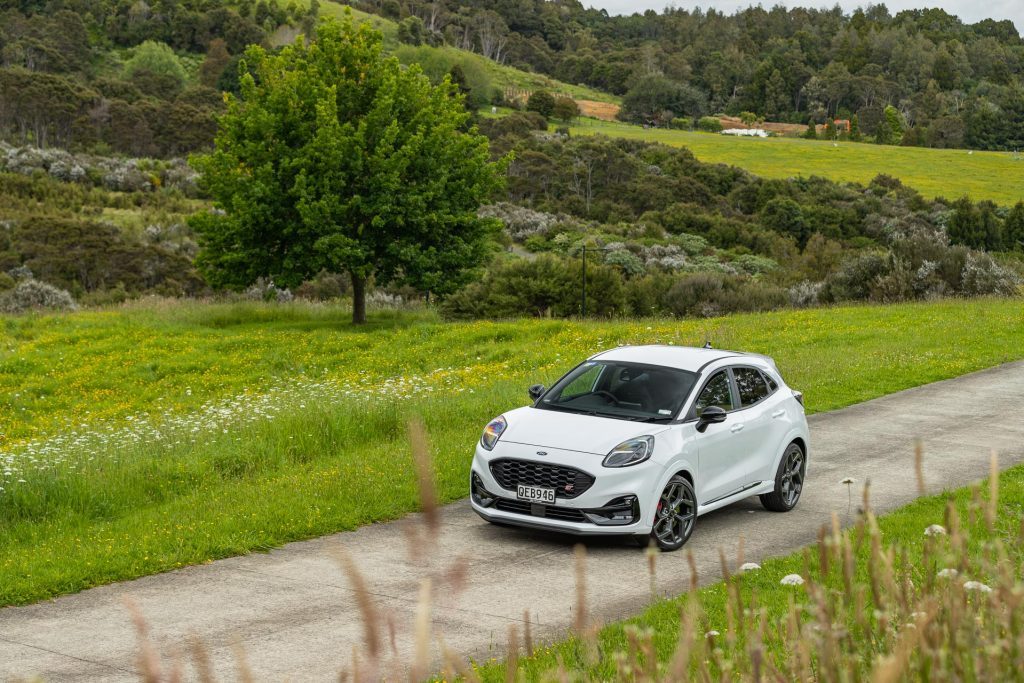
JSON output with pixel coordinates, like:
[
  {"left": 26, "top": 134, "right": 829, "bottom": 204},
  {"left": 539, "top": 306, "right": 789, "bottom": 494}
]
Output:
[
  {"left": 552, "top": 97, "right": 580, "bottom": 122},
  {"left": 697, "top": 116, "right": 723, "bottom": 133},
  {"left": 243, "top": 278, "right": 294, "bottom": 303},
  {"left": 441, "top": 254, "right": 625, "bottom": 319},
  {"left": 526, "top": 90, "right": 556, "bottom": 119},
  {"left": 294, "top": 271, "right": 350, "bottom": 301},
  {"left": 663, "top": 272, "right": 786, "bottom": 317},
  {"left": 0, "top": 272, "right": 15, "bottom": 291},
  {"left": 0, "top": 279, "right": 77, "bottom": 313},
  {"left": 669, "top": 117, "right": 693, "bottom": 130}
]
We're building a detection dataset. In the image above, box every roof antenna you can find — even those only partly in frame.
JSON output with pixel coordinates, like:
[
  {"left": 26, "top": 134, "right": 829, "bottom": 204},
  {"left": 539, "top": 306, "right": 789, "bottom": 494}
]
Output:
[{"left": 703, "top": 340, "right": 713, "bottom": 349}]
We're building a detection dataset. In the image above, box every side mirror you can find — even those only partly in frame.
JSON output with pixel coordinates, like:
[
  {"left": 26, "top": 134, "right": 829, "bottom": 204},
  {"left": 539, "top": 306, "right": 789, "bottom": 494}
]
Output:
[
  {"left": 696, "top": 406, "right": 727, "bottom": 433},
  {"left": 528, "top": 384, "right": 546, "bottom": 401}
]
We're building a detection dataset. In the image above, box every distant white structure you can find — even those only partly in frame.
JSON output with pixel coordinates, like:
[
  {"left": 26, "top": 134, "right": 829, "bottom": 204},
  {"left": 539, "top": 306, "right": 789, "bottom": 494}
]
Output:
[{"left": 722, "top": 128, "right": 769, "bottom": 138}]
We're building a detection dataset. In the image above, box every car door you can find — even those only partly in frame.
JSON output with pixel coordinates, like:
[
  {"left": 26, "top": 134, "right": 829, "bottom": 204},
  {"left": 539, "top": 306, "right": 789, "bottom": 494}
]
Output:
[
  {"left": 745, "top": 369, "right": 796, "bottom": 483},
  {"left": 691, "top": 369, "right": 748, "bottom": 505},
  {"left": 730, "top": 366, "right": 776, "bottom": 484}
]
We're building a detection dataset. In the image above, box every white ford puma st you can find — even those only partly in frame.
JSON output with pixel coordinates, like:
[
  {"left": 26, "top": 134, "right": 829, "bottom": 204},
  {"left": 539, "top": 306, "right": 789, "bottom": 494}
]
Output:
[{"left": 470, "top": 345, "right": 810, "bottom": 550}]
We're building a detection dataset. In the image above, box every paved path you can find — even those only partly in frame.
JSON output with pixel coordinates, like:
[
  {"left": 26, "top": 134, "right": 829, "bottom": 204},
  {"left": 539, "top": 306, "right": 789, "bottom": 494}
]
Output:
[{"left": 3, "top": 362, "right": 1024, "bottom": 681}]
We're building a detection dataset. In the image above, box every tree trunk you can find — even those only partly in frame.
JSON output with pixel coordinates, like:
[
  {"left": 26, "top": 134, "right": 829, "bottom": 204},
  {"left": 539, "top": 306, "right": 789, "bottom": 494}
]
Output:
[{"left": 351, "top": 273, "right": 367, "bottom": 325}]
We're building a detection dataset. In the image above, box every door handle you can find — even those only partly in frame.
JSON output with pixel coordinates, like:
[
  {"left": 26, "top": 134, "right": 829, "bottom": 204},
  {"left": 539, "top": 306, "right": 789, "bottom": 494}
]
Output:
[
  {"left": 730, "top": 424, "right": 744, "bottom": 433},
  {"left": 771, "top": 409, "right": 786, "bottom": 419}
]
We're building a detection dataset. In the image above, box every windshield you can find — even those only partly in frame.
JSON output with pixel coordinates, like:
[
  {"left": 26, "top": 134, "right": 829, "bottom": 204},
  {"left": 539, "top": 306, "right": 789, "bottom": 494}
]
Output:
[{"left": 537, "top": 360, "right": 698, "bottom": 422}]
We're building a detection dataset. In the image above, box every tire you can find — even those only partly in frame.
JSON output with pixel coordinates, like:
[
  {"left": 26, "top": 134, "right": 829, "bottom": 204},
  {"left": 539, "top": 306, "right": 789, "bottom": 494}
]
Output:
[
  {"left": 649, "top": 474, "right": 697, "bottom": 551},
  {"left": 760, "top": 442, "right": 806, "bottom": 512}
]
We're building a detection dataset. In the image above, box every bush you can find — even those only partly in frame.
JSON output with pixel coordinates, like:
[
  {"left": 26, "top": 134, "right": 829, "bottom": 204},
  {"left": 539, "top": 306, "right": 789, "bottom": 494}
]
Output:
[
  {"left": 697, "top": 116, "right": 723, "bottom": 133},
  {"left": 526, "top": 90, "right": 556, "bottom": 119},
  {"left": 441, "top": 254, "right": 625, "bottom": 319},
  {"left": 294, "top": 271, "right": 351, "bottom": 301},
  {"left": 0, "top": 279, "right": 77, "bottom": 313},
  {"left": 669, "top": 117, "right": 693, "bottom": 130},
  {"left": 552, "top": 97, "right": 580, "bottom": 122},
  {"left": 663, "top": 272, "right": 786, "bottom": 317}
]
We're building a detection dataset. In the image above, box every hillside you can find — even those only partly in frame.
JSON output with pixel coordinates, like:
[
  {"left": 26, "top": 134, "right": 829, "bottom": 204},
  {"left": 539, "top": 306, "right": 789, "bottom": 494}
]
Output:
[
  {"left": 353, "top": 0, "right": 1024, "bottom": 152},
  {"left": 313, "top": 1, "right": 619, "bottom": 105},
  {"left": 568, "top": 118, "right": 1024, "bottom": 206}
]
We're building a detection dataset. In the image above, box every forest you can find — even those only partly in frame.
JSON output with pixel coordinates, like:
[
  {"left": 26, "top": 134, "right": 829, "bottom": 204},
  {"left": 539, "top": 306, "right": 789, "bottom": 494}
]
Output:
[{"left": 361, "top": 0, "right": 1024, "bottom": 150}]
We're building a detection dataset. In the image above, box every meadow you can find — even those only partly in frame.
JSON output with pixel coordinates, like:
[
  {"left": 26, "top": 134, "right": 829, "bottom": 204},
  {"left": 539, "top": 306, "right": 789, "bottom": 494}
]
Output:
[
  {"left": 1, "top": 297, "right": 1023, "bottom": 605},
  {"left": 569, "top": 118, "right": 1024, "bottom": 206}
]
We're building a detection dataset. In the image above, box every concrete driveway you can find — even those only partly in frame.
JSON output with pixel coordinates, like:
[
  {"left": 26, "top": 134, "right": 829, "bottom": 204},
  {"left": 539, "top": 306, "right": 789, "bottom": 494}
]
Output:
[{"left": 2, "top": 361, "right": 1024, "bottom": 681}]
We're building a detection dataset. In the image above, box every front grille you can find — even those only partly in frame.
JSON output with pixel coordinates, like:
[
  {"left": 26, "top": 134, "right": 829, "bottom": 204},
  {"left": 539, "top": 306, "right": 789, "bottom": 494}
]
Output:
[
  {"left": 495, "top": 498, "right": 588, "bottom": 523},
  {"left": 489, "top": 459, "right": 595, "bottom": 499}
]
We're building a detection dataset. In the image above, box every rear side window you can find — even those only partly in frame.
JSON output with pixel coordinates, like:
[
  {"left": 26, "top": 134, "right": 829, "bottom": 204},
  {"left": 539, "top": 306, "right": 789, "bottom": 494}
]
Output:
[
  {"left": 765, "top": 373, "right": 779, "bottom": 392},
  {"left": 694, "top": 371, "right": 735, "bottom": 413},
  {"left": 734, "top": 367, "right": 770, "bottom": 406}
]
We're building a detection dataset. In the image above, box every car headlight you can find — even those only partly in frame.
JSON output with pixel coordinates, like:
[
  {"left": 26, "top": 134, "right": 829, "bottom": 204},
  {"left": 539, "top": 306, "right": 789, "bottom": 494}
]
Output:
[
  {"left": 480, "top": 415, "right": 507, "bottom": 450},
  {"left": 603, "top": 436, "right": 654, "bottom": 468}
]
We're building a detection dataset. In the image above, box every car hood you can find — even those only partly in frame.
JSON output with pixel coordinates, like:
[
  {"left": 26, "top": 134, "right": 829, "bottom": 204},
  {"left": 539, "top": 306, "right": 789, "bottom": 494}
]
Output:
[{"left": 499, "top": 406, "right": 671, "bottom": 456}]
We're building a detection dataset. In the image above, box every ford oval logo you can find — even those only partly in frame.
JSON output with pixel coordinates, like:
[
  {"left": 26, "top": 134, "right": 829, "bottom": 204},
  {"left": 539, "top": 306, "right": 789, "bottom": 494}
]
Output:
[{"left": 536, "top": 451, "right": 548, "bottom": 456}]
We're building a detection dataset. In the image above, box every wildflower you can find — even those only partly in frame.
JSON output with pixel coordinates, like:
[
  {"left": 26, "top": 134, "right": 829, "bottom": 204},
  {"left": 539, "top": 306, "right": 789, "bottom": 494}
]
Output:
[
  {"left": 739, "top": 562, "right": 761, "bottom": 572},
  {"left": 780, "top": 574, "right": 805, "bottom": 586},
  {"left": 937, "top": 568, "right": 958, "bottom": 579},
  {"left": 839, "top": 477, "right": 855, "bottom": 485},
  {"left": 963, "top": 581, "right": 993, "bottom": 593},
  {"left": 704, "top": 630, "right": 720, "bottom": 638},
  {"left": 924, "top": 524, "right": 947, "bottom": 537}
]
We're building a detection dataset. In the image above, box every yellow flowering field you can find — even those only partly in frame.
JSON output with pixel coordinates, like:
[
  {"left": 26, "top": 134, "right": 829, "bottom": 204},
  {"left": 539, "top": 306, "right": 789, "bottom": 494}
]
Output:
[{"left": 0, "top": 297, "right": 1022, "bottom": 604}]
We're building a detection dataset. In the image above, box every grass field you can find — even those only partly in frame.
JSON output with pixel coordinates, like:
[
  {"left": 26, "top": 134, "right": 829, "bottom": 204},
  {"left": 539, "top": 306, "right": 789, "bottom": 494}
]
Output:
[
  {"left": 1, "top": 298, "right": 1023, "bottom": 605},
  {"left": 569, "top": 118, "right": 1024, "bottom": 206},
  {"left": 474, "top": 461, "right": 1024, "bottom": 680}
]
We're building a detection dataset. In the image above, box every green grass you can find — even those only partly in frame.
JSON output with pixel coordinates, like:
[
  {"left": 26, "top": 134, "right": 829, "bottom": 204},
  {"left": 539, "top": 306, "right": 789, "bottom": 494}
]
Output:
[
  {"left": 569, "top": 118, "right": 1024, "bottom": 206},
  {"left": 473, "top": 462, "right": 1024, "bottom": 680},
  {"left": 1, "top": 297, "right": 1023, "bottom": 605}
]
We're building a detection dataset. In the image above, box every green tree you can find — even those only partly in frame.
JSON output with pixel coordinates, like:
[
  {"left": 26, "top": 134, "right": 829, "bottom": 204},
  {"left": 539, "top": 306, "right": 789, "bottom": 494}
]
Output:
[
  {"left": 947, "top": 197, "right": 983, "bottom": 248},
  {"left": 124, "top": 41, "right": 186, "bottom": 86},
  {"left": 803, "top": 120, "right": 818, "bottom": 139},
  {"left": 526, "top": 90, "right": 556, "bottom": 118},
  {"left": 199, "top": 38, "right": 231, "bottom": 88},
  {"left": 876, "top": 104, "right": 904, "bottom": 145},
  {"left": 1005, "top": 202, "right": 1024, "bottom": 251},
  {"left": 189, "top": 16, "right": 506, "bottom": 324},
  {"left": 397, "top": 16, "right": 424, "bottom": 46},
  {"left": 761, "top": 197, "right": 809, "bottom": 246},
  {"left": 552, "top": 96, "right": 580, "bottom": 122},
  {"left": 849, "top": 114, "right": 861, "bottom": 141},
  {"left": 823, "top": 118, "right": 837, "bottom": 140},
  {"left": 618, "top": 75, "right": 707, "bottom": 125}
]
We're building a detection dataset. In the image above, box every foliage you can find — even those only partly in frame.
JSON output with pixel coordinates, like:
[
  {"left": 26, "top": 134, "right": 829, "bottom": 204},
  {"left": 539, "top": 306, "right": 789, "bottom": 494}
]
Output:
[
  {"left": 552, "top": 96, "right": 580, "bottom": 122},
  {"left": 0, "top": 278, "right": 76, "bottom": 313},
  {"left": 697, "top": 116, "right": 723, "bottom": 133},
  {"left": 618, "top": 75, "right": 707, "bottom": 125},
  {"left": 190, "top": 16, "right": 506, "bottom": 323},
  {"left": 355, "top": 0, "right": 1024, "bottom": 151},
  {"left": 526, "top": 90, "right": 556, "bottom": 118}
]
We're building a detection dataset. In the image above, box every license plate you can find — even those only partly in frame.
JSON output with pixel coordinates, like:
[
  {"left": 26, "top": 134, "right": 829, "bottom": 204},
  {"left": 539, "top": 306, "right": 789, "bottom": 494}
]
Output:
[{"left": 517, "top": 484, "right": 555, "bottom": 504}]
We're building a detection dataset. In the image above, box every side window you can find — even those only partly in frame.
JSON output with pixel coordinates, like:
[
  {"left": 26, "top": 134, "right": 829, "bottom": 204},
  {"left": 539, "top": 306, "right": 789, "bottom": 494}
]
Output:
[
  {"left": 734, "top": 367, "right": 770, "bottom": 406},
  {"left": 764, "top": 372, "right": 779, "bottom": 392},
  {"left": 694, "top": 371, "right": 735, "bottom": 414}
]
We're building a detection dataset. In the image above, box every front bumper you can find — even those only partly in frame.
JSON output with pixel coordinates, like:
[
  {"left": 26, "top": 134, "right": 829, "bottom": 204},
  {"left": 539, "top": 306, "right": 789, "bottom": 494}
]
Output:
[{"left": 469, "top": 441, "right": 660, "bottom": 536}]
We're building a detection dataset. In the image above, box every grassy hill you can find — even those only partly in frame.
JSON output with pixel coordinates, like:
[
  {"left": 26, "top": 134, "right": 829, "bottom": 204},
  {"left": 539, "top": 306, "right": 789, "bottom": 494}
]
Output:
[
  {"left": 300, "top": 0, "right": 618, "bottom": 104},
  {"left": 1, "top": 297, "right": 1023, "bottom": 604},
  {"left": 569, "top": 118, "right": 1024, "bottom": 206}
]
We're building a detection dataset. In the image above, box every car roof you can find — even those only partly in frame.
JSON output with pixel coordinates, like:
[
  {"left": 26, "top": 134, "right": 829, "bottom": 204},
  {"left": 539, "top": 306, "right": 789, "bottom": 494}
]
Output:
[{"left": 590, "top": 345, "right": 775, "bottom": 374}]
